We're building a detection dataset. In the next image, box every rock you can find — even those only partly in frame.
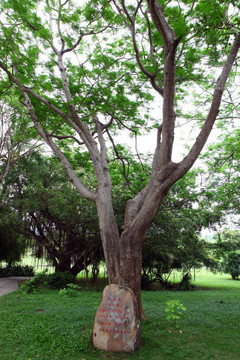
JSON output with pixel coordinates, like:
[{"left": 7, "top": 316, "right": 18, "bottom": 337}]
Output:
[{"left": 92, "top": 284, "right": 141, "bottom": 353}]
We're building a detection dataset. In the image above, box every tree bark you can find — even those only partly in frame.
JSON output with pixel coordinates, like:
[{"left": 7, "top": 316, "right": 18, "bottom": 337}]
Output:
[{"left": 119, "top": 229, "right": 145, "bottom": 318}]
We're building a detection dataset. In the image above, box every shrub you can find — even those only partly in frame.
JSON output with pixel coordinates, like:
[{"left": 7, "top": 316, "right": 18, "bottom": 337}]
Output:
[
  {"left": 178, "top": 273, "right": 195, "bottom": 291},
  {"left": 0, "top": 264, "right": 35, "bottom": 278},
  {"left": 20, "top": 272, "right": 48, "bottom": 293},
  {"left": 165, "top": 299, "right": 186, "bottom": 328},
  {"left": 20, "top": 271, "right": 76, "bottom": 293},
  {"left": 46, "top": 272, "right": 76, "bottom": 289},
  {"left": 221, "top": 251, "right": 240, "bottom": 280}
]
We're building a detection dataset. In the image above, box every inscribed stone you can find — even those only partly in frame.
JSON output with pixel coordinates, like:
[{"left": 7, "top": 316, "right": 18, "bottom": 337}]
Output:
[{"left": 92, "top": 284, "right": 141, "bottom": 352}]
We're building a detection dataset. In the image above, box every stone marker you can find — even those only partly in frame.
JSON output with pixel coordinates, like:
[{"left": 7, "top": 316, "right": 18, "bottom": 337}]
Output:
[{"left": 92, "top": 284, "right": 141, "bottom": 353}]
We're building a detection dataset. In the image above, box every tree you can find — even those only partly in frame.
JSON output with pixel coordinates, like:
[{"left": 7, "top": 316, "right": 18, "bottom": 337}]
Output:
[
  {"left": 0, "top": 221, "right": 27, "bottom": 264},
  {"left": 3, "top": 152, "right": 104, "bottom": 275},
  {"left": 222, "top": 250, "right": 240, "bottom": 279},
  {"left": 142, "top": 171, "right": 219, "bottom": 287},
  {"left": 0, "top": 0, "right": 239, "bottom": 319},
  {"left": 0, "top": 100, "right": 40, "bottom": 198},
  {"left": 0, "top": 192, "right": 28, "bottom": 265},
  {"left": 202, "top": 128, "right": 240, "bottom": 220},
  {"left": 209, "top": 229, "right": 240, "bottom": 270}
]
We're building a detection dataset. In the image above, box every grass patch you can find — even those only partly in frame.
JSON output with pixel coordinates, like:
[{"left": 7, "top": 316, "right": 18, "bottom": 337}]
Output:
[
  {"left": 0, "top": 271, "right": 240, "bottom": 360},
  {"left": 191, "top": 268, "right": 240, "bottom": 289}
]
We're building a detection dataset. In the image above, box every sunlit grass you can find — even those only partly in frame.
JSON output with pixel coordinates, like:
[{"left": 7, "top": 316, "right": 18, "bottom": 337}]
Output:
[
  {"left": 191, "top": 268, "right": 240, "bottom": 289},
  {"left": 166, "top": 268, "right": 239, "bottom": 289}
]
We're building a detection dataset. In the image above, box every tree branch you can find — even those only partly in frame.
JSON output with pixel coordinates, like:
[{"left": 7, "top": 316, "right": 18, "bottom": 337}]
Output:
[
  {"left": 0, "top": 61, "right": 98, "bottom": 158},
  {"left": 148, "top": 0, "right": 175, "bottom": 53},
  {"left": 177, "top": 32, "right": 240, "bottom": 178},
  {"left": 22, "top": 92, "right": 96, "bottom": 202}
]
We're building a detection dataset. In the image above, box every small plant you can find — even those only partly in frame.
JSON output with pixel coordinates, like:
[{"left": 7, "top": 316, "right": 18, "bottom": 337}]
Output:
[
  {"left": 59, "top": 283, "right": 81, "bottom": 297},
  {"left": 165, "top": 299, "right": 186, "bottom": 329}
]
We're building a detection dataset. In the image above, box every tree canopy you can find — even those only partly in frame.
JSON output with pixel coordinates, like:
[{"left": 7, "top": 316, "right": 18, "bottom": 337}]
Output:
[
  {"left": 203, "top": 128, "right": 240, "bottom": 219},
  {"left": 3, "top": 152, "right": 103, "bottom": 274}
]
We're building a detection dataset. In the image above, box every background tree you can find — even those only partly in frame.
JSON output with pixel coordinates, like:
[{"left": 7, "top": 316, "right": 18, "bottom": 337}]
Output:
[
  {"left": 221, "top": 250, "right": 240, "bottom": 280},
  {"left": 3, "top": 152, "right": 103, "bottom": 276},
  {"left": 202, "top": 128, "right": 240, "bottom": 221},
  {"left": 0, "top": 189, "right": 28, "bottom": 265},
  {"left": 0, "top": 0, "right": 239, "bottom": 319},
  {"left": 0, "top": 219, "right": 27, "bottom": 265},
  {"left": 208, "top": 229, "right": 240, "bottom": 279},
  {"left": 142, "top": 170, "right": 219, "bottom": 288},
  {"left": 0, "top": 99, "right": 40, "bottom": 198}
]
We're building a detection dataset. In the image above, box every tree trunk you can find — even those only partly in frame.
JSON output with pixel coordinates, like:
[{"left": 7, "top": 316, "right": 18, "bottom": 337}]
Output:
[
  {"left": 95, "top": 190, "right": 120, "bottom": 285},
  {"left": 119, "top": 229, "right": 146, "bottom": 319}
]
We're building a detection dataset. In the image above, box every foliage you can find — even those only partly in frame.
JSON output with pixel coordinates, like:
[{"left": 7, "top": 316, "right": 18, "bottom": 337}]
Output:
[
  {"left": 221, "top": 250, "right": 240, "bottom": 280},
  {"left": 0, "top": 210, "right": 28, "bottom": 265},
  {"left": 165, "top": 299, "right": 186, "bottom": 329},
  {"left": 20, "top": 271, "right": 76, "bottom": 293},
  {"left": 202, "top": 128, "right": 240, "bottom": 221},
  {"left": 178, "top": 273, "right": 195, "bottom": 291},
  {"left": 142, "top": 171, "right": 220, "bottom": 286},
  {"left": 59, "top": 283, "right": 82, "bottom": 297},
  {"left": 210, "top": 229, "right": 240, "bottom": 261},
  {"left": 0, "top": 264, "right": 34, "bottom": 277},
  {"left": 0, "top": 99, "right": 39, "bottom": 193},
  {"left": 20, "top": 271, "right": 48, "bottom": 293},
  {"left": 46, "top": 271, "right": 76, "bottom": 289},
  {"left": 141, "top": 273, "right": 152, "bottom": 290},
  {"left": 3, "top": 152, "right": 103, "bottom": 275}
]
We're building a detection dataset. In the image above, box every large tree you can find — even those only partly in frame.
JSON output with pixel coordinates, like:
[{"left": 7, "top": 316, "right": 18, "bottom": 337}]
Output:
[{"left": 0, "top": 0, "right": 239, "bottom": 318}]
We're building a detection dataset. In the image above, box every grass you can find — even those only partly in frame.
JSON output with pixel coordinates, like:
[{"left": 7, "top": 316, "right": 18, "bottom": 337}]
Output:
[
  {"left": 190, "top": 268, "right": 240, "bottom": 289},
  {"left": 0, "top": 270, "right": 240, "bottom": 360}
]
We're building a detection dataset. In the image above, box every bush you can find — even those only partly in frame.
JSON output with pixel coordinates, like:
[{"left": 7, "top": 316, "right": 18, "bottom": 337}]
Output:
[
  {"left": 0, "top": 264, "right": 35, "bottom": 278},
  {"left": 178, "top": 273, "right": 195, "bottom": 291},
  {"left": 20, "top": 271, "right": 76, "bottom": 293},
  {"left": 20, "top": 272, "right": 48, "bottom": 293},
  {"left": 221, "top": 251, "right": 240, "bottom": 280},
  {"left": 46, "top": 272, "right": 76, "bottom": 289}
]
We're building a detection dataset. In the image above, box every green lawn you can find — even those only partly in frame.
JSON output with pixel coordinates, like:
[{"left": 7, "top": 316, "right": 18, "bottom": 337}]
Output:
[
  {"left": 191, "top": 268, "right": 240, "bottom": 289},
  {"left": 0, "top": 271, "right": 239, "bottom": 360}
]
